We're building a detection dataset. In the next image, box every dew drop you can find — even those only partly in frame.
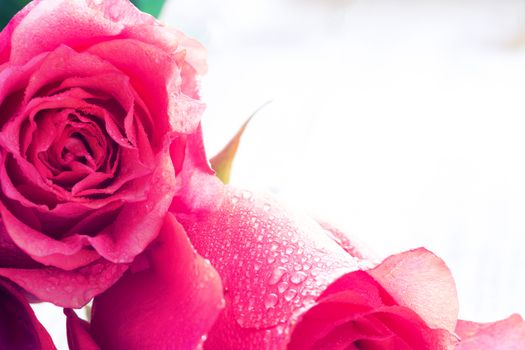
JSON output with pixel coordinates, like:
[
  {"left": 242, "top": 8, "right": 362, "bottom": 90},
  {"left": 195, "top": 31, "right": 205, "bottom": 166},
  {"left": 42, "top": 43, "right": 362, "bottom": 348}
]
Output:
[
  {"left": 264, "top": 293, "right": 278, "bottom": 310},
  {"left": 285, "top": 247, "right": 293, "bottom": 254},
  {"left": 268, "top": 267, "right": 288, "bottom": 285},
  {"left": 277, "top": 281, "right": 289, "bottom": 293},
  {"left": 284, "top": 288, "right": 297, "bottom": 301},
  {"left": 290, "top": 271, "right": 307, "bottom": 284}
]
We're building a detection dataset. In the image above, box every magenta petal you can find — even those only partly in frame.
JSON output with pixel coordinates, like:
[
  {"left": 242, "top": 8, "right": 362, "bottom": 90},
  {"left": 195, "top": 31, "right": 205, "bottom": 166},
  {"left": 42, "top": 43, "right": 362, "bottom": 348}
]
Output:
[
  {"left": 64, "top": 309, "right": 100, "bottom": 350},
  {"left": 171, "top": 126, "right": 224, "bottom": 215},
  {"left": 0, "top": 259, "right": 127, "bottom": 308},
  {"left": 0, "top": 278, "right": 56, "bottom": 350},
  {"left": 6, "top": 0, "right": 149, "bottom": 66},
  {"left": 178, "top": 187, "right": 459, "bottom": 349},
  {"left": 367, "top": 248, "right": 459, "bottom": 333},
  {"left": 87, "top": 152, "right": 176, "bottom": 263},
  {"left": 90, "top": 213, "right": 223, "bottom": 350},
  {"left": 87, "top": 39, "right": 204, "bottom": 137},
  {"left": 0, "top": 203, "right": 99, "bottom": 270},
  {"left": 289, "top": 272, "right": 457, "bottom": 350},
  {"left": 456, "top": 315, "right": 525, "bottom": 350},
  {"left": 177, "top": 187, "right": 360, "bottom": 349}
]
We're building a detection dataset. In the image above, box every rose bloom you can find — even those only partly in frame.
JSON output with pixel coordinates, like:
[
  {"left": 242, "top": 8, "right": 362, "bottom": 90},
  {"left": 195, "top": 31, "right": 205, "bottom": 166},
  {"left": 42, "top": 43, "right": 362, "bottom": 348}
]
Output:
[
  {"left": 64, "top": 188, "right": 524, "bottom": 349},
  {"left": 0, "top": 0, "right": 209, "bottom": 308},
  {"left": 1, "top": 1, "right": 525, "bottom": 350},
  {"left": 2, "top": 193, "right": 525, "bottom": 350}
]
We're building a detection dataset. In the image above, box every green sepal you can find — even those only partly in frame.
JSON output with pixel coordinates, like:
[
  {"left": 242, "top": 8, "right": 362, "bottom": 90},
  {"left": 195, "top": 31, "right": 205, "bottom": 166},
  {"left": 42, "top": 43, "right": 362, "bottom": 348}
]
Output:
[{"left": 210, "top": 102, "right": 271, "bottom": 184}]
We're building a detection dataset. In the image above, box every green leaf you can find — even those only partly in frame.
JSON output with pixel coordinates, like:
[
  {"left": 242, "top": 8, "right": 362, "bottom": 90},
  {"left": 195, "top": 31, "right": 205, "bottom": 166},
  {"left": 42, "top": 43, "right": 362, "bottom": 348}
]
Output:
[
  {"left": 210, "top": 102, "right": 271, "bottom": 184},
  {"left": 130, "top": 0, "right": 166, "bottom": 18},
  {"left": 0, "top": 0, "right": 166, "bottom": 30},
  {"left": 0, "top": 0, "right": 31, "bottom": 30}
]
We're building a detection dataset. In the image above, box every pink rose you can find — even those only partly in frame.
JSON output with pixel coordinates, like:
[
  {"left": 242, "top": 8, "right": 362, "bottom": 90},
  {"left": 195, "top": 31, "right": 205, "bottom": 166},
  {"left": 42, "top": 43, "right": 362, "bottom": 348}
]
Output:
[
  {"left": 70, "top": 187, "right": 457, "bottom": 349},
  {"left": 0, "top": 0, "right": 207, "bottom": 308},
  {"left": 57, "top": 187, "right": 525, "bottom": 349},
  {"left": 175, "top": 187, "right": 460, "bottom": 349}
]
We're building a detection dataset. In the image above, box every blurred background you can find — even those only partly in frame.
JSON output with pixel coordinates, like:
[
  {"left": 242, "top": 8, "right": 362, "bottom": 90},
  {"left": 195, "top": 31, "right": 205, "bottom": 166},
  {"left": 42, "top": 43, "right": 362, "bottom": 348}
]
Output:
[
  {"left": 3, "top": 0, "right": 525, "bottom": 348},
  {"left": 173, "top": 0, "right": 525, "bottom": 323}
]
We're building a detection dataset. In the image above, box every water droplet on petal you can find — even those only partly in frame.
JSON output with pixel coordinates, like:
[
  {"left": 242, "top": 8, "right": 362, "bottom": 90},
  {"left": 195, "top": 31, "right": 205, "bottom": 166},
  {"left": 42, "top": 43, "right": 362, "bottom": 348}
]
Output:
[
  {"left": 277, "top": 281, "right": 289, "bottom": 293},
  {"left": 290, "top": 271, "right": 307, "bottom": 284},
  {"left": 268, "top": 267, "right": 288, "bottom": 285},
  {"left": 284, "top": 288, "right": 297, "bottom": 301},
  {"left": 264, "top": 293, "right": 278, "bottom": 310}
]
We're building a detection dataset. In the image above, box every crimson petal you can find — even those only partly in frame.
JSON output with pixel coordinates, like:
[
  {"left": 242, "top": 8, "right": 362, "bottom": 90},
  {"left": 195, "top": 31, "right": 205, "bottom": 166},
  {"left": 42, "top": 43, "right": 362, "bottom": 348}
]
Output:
[
  {"left": 0, "top": 258, "right": 127, "bottom": 308},
  {"left": 177, "top": 187, "right": 458, "bottom": 349},
  {"left": 64, "top": 309, "right": 100, "bottom": 350},
  {"left": 0, "top": 278, "right": 56, "bottom": 349},
  {"left": 90, "top": 213, "right": 223, "bottom": 350}
]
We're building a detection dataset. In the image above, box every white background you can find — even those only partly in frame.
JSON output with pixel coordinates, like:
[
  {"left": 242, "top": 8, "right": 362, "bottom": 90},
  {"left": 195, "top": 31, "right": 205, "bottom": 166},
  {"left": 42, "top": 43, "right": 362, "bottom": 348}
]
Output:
[{"left": 36, "top": 0, "right": 525, "bottom": 348}]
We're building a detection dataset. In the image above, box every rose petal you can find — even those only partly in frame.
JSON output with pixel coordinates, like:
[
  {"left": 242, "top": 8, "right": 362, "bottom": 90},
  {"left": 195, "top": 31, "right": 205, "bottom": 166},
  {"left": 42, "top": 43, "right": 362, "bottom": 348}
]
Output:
[
  {"left": 86, "top": 38, "right": 204, "bottom": 137},
  {"left": 0, "top": 0, "right": 40, "bottom": 64},
  {"left": 64, "top": 309, "right": 101, "bottom": 350},
  {"left": 177, "top": 187, "right": 361, "bottom": 348},
  {"left": 0, "top": 258, "right": 127, "bottom": 308},
  {"left": 0, "top": 278, "right": 56, "bottom": 350},
  {"left": 367, "top": 248, "right": 459, "bottom": 333},
  {"left": 317, "top": 220, "right": 375, "bottom": 262},
  {"left": 90, "top": 213, "right": 223, "bottom": 350},
  {"left": 178, "top": 187, "right": 458, "bottom": 349},
  {"left": 456, "top": 314, "right": 525, "bottom": 350},
  {"left": 0, "top": 222, "right": 38, "bottom": 268},
  {"left": 292, "top": 258, "right": 459, "bottom": 349},
  {"left": 0, "top": 202, "right": 100, "bottom": 270},
  {"left": 0, "top": 53, "right": 47, "bottom": 128},
  {"left": 171, "top": 125, "right": 224, "bottom": 215},
  {"left": 6, "top": 0, "right": 147, "bottom": 66},
  {"left": 87, "top": 151, "right": 176, "bottom": 263}
]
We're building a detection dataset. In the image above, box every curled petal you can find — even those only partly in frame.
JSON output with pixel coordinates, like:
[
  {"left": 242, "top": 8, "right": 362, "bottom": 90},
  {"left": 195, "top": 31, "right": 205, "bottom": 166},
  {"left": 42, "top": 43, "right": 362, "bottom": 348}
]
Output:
[
  {"left": 177, "top": 187, "right": 458, "bottom": 349},
  {"left": 0, "top": 278, "right": 56, "bottom": 349},
  {"left": 5, "top": 0, "right": 148, "bottom": 66},
  {"left": 64, "top": 309, "right": 100, "bottom": 350},
  {"left": 367, "top": 248, "right": 459, "bottom": 333},
  {"left": 91, "top": 213, "right": 223, "bottom": 350},
  {"left": 0, "top": 208, "right": 99, "bottom": 270},
  {"left": 177, "top": 187, "right": 362, "bottom": 348},
  {"left": 0, "top": 259, "right": 128, "bottom": 308},
  {"left": 87, "top": 151, "right": 176, "bottom": 263},
  {"left": 456, "top": 315, "right": 525, "bottom": 350}
]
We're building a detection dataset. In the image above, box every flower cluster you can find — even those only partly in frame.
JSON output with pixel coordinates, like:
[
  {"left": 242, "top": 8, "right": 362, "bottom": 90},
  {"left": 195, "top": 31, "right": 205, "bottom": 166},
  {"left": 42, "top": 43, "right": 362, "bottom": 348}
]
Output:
[{"left": 0, "top": 1, "right": 523, "bottom": 349}]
